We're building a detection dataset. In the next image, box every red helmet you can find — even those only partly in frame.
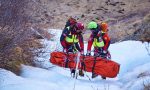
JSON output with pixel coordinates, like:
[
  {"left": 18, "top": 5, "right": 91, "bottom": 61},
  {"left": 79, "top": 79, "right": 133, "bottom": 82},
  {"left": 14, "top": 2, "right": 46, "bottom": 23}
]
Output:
[
  {"left": 68, "top": 17, "right": 77, "bottom": 25},
  {"left": 76, "top": 22, "right": 84, "bottom": 30}
]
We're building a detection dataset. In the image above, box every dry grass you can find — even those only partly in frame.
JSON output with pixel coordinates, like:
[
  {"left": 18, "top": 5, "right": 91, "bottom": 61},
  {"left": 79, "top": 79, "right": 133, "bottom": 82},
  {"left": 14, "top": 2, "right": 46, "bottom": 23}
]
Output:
[
  {"left": 140, "top": 14, "right": 150, "bottom": 43},
  {"left": 0, "top": 0, "right": 45, "bottom": 74},
  {"left": 137, "top": 72, "right": 150, "bottom": 90},
  {"left": 137, "top": 72, "right": 150, "bottom": 78},
  {"left": 144, "top": 84, "right": 150, "bottom": 90}
]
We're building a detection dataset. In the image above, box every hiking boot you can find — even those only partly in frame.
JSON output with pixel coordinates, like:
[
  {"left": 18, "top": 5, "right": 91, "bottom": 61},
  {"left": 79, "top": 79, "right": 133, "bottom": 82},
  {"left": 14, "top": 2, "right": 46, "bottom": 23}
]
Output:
[
  {"left": 92, "top": 73, "right": 98, "bottom": 78},
  {"left": 79, "top": 70, "right": 84, "bottom": 77},
  {"left": 71, "top": 69, "right": 75, "bottom": 78},
  {"left": 101, "top": 76, "right": 106, "bottom": 80}
]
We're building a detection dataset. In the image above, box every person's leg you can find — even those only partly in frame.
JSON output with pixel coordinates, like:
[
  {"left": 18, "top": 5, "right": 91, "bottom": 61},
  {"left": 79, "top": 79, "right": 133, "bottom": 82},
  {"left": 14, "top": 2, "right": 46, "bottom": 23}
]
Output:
[
  {"left": 94, "top": 47, "right": 98, "bottom": 56},
  {"left": 94, "top": 47, "right": 103, "bottom": 57},
  {"left": 66, "top": 43, "right": 74, "bottom": 53},
  {"left": 101, "top": 76, "right": 106, "bottom": 80},
  {"left": 92, "top": 48, "right": 98, "bottom": 78},
  {"left": 71, "top": 68, "right": 76, "bottom": 77},
  {"left": 60, "top": 40, "right": 67, "bottom": 51}
]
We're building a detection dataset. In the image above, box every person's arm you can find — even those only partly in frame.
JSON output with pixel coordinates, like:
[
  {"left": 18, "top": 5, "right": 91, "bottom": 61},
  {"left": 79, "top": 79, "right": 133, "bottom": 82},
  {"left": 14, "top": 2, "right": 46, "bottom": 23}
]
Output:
[
  {"left": 78, "top": 34, "right": 84, "bottom": 52},
  {"left": 75, "top": 43, "right": 81, "bottom": 52},
  {"left": 60, "top": 27, "right": 70, "bottom": 41},
  {"left": 102, "top": 33, "right": 110, "bottom": 51},
  {"left": 60, "top": 27, "right": 70, "bottom": 50},
  {"left": 64, "top": 21, "right": 70, "bottom": 29},
  {"left": 87, "top": 34, "right": 94, "bottom": 52}
]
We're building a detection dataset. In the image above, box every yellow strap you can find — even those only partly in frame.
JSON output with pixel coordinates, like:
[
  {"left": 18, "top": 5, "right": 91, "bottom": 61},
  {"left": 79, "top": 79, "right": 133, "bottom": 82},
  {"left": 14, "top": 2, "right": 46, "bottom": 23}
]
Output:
[
  {"left": 93, "top": 38, "right": 104, "bottom": 47},
  {"left": 65, "top": 35, "right": 79, "bottom": 43}
]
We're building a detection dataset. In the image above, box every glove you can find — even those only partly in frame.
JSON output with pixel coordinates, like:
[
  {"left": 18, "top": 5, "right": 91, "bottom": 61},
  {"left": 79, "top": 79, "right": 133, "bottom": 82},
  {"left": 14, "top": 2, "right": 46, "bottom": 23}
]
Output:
[
  {"left": 63, "top": 48, "right": 68, "bottom": 53},
  {"left": 101, "top": 50, "right": 107, "bottom": 57},
  {"left": 86, "top": 50, "right": 91, "bottom": 56},
  {"left": 80, "top": 51, "right": 84, "bottom": 55},
  {"left": 106, "top": 51, "right": 111, "bottom": 59},
  {"left": 94, "top": 52, "right": 100, "bottom": 57},
  {"left": 103, "top": 50, "right": 107, "bottom": 54}
]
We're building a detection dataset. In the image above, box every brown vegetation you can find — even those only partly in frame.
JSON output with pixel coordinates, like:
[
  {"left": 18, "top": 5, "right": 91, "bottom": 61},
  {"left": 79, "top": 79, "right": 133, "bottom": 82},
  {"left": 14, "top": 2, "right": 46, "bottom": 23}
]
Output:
[
  {"left": 29, "top": 0, "right": 150, "bottom": 42},
  {"left": 0, "top": 0, "right": 44, "bottom": 74},
  {"left": 144, "top": 83, "right": 150, "bottom": 90},
  {"left": 140, "top": 14, "right": 150, "bottom": 43}
]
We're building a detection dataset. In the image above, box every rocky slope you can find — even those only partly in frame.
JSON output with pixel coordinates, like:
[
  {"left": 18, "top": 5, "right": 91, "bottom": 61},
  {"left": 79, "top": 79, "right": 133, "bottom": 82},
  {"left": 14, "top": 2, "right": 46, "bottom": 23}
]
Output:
[
  {"left": 23, "top": 0, "right": 150, "bottom": 42},
  {"left": 1, "top": 0, "right": 150, "bottom": 42}
]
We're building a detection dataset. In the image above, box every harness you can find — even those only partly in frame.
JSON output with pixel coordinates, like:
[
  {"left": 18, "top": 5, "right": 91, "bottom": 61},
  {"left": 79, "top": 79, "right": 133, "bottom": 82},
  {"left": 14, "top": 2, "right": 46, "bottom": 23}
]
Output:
[
  {"left": 93, "top": 36, "right": 104, "bottom": 48},
  {"left": 65, "top": 26, "right": 79, "bottom": 43}
]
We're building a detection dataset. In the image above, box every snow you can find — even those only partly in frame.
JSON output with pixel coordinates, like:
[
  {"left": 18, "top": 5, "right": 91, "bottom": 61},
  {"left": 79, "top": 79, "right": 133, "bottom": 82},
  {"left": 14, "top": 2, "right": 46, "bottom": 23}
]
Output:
[
  {"left": 0, "top": 29, "right": 150, "bottom": 90},
  {"left": 110, "top": 41, "right": 150, "bottom": 77},
  {"left": 0, "top": 69, "right": 59, "bottom": 90},
  {"left": 0, "top": 66, "right": 121, "bottom": 90}
]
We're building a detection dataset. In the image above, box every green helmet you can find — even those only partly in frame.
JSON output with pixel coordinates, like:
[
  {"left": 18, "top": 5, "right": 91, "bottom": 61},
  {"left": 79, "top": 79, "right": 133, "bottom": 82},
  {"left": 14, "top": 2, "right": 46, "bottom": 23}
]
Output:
[{"left": 87, "top": 21, "right": 97, "bottom": 29}]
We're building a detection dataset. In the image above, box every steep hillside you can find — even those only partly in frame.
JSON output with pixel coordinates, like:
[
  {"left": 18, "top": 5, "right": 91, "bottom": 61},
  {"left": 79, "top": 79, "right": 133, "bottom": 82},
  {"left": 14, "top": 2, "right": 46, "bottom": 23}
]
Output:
[{"left": 23, "top": 0, "right": 150, "bottom": 42}]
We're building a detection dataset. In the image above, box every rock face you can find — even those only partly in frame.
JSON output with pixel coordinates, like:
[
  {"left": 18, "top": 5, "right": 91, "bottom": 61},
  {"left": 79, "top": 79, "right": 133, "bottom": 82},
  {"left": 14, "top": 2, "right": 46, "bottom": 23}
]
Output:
[
  {"left": 1, "top": 0, "right": 149, "bottom": 42},
  {"left": 23, "top": 0, "right": 150, "bottom": 42},
  {"left": 133, "top": 14, "right": 150, "bottom": 42}
]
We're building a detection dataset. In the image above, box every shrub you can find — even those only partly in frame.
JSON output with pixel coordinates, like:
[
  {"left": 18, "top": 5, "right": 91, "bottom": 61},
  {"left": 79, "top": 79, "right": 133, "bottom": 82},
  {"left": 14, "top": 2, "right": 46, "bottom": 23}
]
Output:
[{"left": 0, "top": 0, "right": 43, "bottom": 74}]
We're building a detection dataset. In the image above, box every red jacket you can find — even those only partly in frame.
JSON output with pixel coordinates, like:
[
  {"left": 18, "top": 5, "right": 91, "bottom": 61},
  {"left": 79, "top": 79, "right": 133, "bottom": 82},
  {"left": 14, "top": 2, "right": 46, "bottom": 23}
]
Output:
[
  {"left": 87, "top": 32, "right": 110, "bottom": 51},
  {"left": 101, "top": 33, "right": 110, "bottom": 51},
  {"left": 60, "top": 26, "right": 84, "bottom": 52}
]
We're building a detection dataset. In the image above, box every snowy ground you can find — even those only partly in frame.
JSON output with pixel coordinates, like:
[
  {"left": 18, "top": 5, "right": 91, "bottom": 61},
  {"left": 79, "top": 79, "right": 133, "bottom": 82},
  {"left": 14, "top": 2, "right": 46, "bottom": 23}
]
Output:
[{"left": 0, "top": 29, "right": 150, "bottom": 90}]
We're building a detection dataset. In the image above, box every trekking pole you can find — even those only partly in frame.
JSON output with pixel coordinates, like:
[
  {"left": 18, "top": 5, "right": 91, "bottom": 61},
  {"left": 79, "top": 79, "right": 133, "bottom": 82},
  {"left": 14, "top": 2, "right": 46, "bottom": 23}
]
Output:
[{"left": 73, "top": 52, "right": 80, "bottom": 90}]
